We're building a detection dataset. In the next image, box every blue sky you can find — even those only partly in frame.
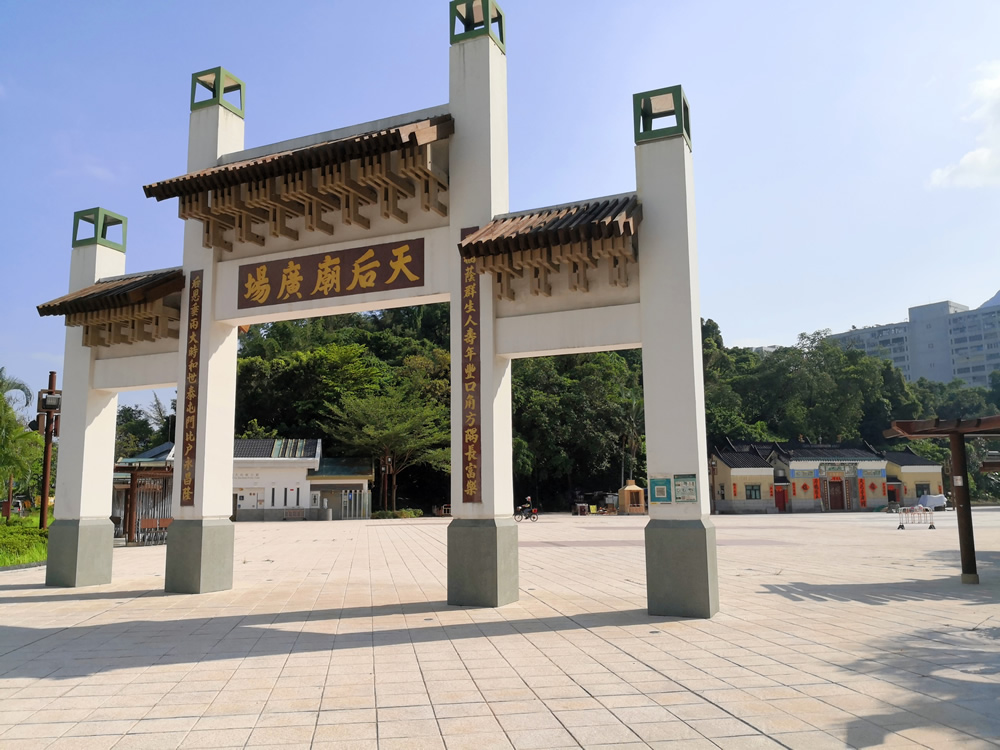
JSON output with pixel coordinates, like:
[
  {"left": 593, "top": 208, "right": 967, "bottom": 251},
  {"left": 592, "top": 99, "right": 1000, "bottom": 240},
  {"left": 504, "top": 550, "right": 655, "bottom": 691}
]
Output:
[{"left": 1, "top": 0, "right": 998, "bottom": 407}]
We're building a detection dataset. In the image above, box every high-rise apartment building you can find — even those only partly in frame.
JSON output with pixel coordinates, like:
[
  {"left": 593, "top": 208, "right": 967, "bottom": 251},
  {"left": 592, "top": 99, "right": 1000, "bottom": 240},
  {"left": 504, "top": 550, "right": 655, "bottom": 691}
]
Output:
[{"left": 828, "top": 293, "right": 1000, "bottom": 387}]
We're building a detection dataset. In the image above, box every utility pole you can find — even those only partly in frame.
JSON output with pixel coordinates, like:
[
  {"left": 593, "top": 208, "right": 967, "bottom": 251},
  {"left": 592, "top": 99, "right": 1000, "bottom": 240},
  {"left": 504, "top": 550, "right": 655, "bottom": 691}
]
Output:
[{"left": 36, "top": 371, "right": 61, "bottom": 530}]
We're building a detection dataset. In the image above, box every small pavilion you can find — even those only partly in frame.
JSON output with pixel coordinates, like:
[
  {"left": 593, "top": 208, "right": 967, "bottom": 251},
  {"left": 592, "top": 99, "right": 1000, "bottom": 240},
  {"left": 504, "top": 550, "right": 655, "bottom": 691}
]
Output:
[{"left": 885, "top": 415, "right": 1000, "bottom": 584}]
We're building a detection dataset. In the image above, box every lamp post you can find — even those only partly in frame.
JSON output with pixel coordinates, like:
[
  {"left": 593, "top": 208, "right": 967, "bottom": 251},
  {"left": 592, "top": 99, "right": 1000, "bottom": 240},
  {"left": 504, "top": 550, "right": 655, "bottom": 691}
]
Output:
[
  {"left": 35, "top": 371, "right": 61, "bottom": 530},
  {"left": 709, "top": 457, "right": 717, "bottom": 515}
]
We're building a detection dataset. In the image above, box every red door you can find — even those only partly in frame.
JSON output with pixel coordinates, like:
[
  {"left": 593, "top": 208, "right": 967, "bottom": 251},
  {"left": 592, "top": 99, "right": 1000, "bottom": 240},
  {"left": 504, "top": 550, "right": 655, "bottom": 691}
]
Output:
[
  {"left": 829, "top": 481, "right": 845, "bottom": 510},
  {"left": 775, "top": 486, "right": 787, "bottom": 512}
]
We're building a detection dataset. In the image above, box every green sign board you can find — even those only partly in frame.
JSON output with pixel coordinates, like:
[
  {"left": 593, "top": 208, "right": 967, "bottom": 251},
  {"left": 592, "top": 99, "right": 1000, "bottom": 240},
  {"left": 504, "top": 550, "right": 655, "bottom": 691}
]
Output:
[
  {"left": 674, "top": 474, "right": 698, "bottom": 503},
  {"left": 649, "top": 477, "right": 672, "bottom": 503}
]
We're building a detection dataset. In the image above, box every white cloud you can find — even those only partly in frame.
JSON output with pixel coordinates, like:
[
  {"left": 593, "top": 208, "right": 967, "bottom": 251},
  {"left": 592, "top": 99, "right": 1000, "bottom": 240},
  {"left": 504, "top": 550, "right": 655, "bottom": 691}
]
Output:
[{"left": 930, "top": 61, "right": 1000, "bottom": 188}]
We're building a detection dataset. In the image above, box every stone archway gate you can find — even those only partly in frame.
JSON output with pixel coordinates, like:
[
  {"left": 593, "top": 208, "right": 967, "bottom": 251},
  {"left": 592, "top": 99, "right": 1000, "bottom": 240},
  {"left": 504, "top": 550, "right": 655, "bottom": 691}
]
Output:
[{"left": 38, "top": 2, "right": 718, "bottom": 618}]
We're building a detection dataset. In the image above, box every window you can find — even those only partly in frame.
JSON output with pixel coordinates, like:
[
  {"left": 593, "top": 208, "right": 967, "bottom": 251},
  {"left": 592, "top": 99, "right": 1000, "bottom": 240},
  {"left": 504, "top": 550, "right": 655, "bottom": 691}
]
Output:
[
  {"left": 296, "top": 488, "right": 300, "bottom": 507},
  {"left": 745, "top": 484, "right": 762, "bottom": 500},
  {"left": 915, "top": 483, "right": 931, "bottom": 497},
  {"left": 719, "top": 484, "right": 726, "bottom": 500},
  {"left": 284, "top": 488, "right": 288, "bottom": 507},
  {"left": 271, "top": 488, "right": 275, "bottom": 507}
]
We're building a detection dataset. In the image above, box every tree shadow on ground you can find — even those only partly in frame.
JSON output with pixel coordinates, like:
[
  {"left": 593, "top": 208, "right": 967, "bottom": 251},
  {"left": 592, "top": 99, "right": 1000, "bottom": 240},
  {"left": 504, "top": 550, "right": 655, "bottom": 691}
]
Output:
[
  {"left": 759, "top": 578, "right": 997, "bottom": 606},
  {"left": 834, "top": 631, "right": 1000, "bottom": 748}
]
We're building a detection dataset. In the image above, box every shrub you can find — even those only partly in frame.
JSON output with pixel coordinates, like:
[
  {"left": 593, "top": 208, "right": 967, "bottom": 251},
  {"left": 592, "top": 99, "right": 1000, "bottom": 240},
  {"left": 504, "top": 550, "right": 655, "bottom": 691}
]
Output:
[
  {"left": 0, "top": 524, "right": 48, "bottom": 567},
  {"left": 371, "top": 508, "right": 425, "bottom": 520}
]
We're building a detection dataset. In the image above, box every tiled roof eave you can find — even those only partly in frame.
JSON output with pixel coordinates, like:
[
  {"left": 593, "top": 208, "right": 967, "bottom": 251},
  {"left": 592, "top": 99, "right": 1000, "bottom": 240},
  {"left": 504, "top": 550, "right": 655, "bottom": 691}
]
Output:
[
  {"left": 143, "top": 115, "right": 454, "bottom": 202},
  {"left": 37, "top": 268, "right": 185, "bottom": 318},
  {"left": 459, "top": 193, "right": 641, "bottom": 258}
]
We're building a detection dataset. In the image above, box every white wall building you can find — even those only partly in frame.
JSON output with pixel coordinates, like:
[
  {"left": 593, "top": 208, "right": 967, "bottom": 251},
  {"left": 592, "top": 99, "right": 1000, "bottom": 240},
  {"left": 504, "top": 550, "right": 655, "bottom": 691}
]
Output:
[{"left": 829, "top": 294, "right": 1000, "bottom": 386}]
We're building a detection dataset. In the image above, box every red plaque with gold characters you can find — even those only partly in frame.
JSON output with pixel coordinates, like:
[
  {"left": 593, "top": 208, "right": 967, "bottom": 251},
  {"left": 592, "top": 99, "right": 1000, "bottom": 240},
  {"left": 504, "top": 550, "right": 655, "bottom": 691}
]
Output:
[
  {"left": 180, "top": 270, "right": 204, "bottom": 507},
  {"left": 237, "top": 238, "right": 424, "bottom": 310},
  {"left": 460, "top": 230, "right": 481, "bottom": 503}
]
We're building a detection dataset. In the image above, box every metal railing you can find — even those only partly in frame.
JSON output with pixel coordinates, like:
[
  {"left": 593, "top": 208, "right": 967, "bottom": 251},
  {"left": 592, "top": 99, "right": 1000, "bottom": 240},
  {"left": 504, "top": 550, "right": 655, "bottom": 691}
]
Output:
[
  {"left": 897, "top": 506, "right": 936, "bottom": 530},
  {"left": 341, "top": 490, "right": 371, "bottom": 520}
]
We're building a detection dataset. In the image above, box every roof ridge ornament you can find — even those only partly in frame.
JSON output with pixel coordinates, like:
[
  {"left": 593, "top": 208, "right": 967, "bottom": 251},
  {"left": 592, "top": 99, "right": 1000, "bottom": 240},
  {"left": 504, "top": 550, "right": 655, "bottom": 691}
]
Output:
[
  {"left": 450, "top": 0, "right": 506, "bottom": 54},
  {"left": 633, "top": 85, "right": 691, "bottom": 149},
  {"left": 72, "top": 208, "right": 127, "bottom": 253},
  {"left": 191, "top": 67, "right": 245, "bottom": 118}
]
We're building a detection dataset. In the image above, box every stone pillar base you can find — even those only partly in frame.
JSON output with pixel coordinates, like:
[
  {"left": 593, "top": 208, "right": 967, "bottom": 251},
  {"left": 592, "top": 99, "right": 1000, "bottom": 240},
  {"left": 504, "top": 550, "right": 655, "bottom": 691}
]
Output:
[
  {"left": 165, "top": 519, "right": 234, "bottom": 594},
  {"left": 961, "top": 573, "right": 980, "bottom": 585},
  {"left": 645, "top": 518, "right": 719, "bottom": 618},
  {"left": 46, "top": 518, "right": 114, "bottom": 587},
  {"left": 448, "top": 518, "right": 518, "bottom": 607}
]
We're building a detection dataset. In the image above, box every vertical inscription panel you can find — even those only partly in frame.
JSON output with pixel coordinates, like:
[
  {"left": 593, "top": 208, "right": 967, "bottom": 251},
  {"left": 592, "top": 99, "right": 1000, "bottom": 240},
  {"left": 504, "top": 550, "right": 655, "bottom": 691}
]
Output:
[
  {"left": 180, "top": 270, "right": 204, "bottom": 507},
  {"left": 460, "top": 232, "right": 482, "bottom": 504}
]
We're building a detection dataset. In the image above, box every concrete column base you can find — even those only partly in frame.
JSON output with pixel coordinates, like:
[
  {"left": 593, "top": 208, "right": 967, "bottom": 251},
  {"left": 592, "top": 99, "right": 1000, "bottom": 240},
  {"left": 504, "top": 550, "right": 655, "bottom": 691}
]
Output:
[
  {"left": 448, "top": 518, "right": 518, "bottom": 607},
  {"left": 645, "top": 518, "right": 719, "bottom": 619},
  {"left": 961, "top": 573, "right": 980, "bottom": 584},
  {"left": 165, "top": 519, "right": 234, "bottom": 594},
  {"left": 45, "top": 518, "right": 114, "bottom": 587}
]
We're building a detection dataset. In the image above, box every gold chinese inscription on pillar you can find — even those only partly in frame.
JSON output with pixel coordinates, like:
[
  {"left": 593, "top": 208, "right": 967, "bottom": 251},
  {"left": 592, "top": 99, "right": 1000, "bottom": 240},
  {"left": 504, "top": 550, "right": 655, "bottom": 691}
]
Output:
[
  {"left": 460, "top": 234, "right": 482, "bottom": 504},
  {"left": 237, "top": 238, "right": 424, "bottom": 310},
  {"left": 180, "top": 269, "right": 204, "bottom": 507}
]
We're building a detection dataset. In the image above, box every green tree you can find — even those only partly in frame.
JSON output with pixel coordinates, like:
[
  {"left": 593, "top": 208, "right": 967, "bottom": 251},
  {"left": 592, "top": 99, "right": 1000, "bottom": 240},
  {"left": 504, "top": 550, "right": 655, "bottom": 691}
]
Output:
[
  {"left": 235, "top": 343, "right": 386, "bottom": 439},
  {"left": 115, "top": 406, "right": 154, "bottom": 460},
  {"left": 0, "top": 367, "right": 32, "bottom": 410},
  {"left": 323, "top": 385, "right": 449, "bottom": 511},
  {"left": 146, "top": 392, "right": 176, "bottom": 445},
  {"left": 0, "top": 400, "right": 42, "bottom": 507},
  {"left": 238, "top": 419, "right": 279, "bottom": 439}
]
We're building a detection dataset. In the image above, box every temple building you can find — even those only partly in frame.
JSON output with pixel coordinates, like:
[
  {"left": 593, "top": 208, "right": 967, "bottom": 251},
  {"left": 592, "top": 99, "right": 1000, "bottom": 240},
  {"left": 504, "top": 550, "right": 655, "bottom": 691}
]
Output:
[{"left": 711, "top": 439, "right": 944, "bottom": 513}]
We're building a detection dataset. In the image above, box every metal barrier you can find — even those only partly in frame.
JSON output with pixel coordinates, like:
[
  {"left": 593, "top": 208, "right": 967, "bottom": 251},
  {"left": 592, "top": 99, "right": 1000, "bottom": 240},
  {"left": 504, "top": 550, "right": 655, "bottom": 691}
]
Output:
[
  {"left": 137, "top": 517, "right": 172, "bottom": 545},
  {"left": 341, "top": 490, "right": 371, "bottom": 520},
  {"left": 897, "top": 506, "right": 936, "bottom": 530}
]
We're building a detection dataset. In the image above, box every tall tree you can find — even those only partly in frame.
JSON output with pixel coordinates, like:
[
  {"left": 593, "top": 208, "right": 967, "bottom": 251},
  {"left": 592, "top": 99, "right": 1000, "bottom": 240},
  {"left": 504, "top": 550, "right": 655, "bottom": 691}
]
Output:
[
  {"left": 0, "top": 367, "right": 32, "bottom": 410},
  {"left": 115, "top": 406, "right": 154, "bottom": 460},
  {"left": 0, "top": 400, "right": 41, "bottom": 507},
  {"left": 323, "top": 385, "right": 449, "bottom": 511}
]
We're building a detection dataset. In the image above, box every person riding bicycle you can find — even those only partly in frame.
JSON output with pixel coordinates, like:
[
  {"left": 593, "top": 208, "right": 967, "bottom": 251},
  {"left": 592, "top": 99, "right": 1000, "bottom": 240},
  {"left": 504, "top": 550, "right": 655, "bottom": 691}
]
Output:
[{"left": 516, "top": 496, "right": 533, "bottom": 514}]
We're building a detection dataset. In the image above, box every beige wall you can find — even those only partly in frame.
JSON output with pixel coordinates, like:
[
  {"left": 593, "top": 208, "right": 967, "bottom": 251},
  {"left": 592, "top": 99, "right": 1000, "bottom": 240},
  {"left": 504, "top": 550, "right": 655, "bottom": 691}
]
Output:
[
  {"left": 713, "top": 463, "right": 774, "bottom": 502},
  {"left": 888, "top": 464, "right": 945, "bottom": 500}
]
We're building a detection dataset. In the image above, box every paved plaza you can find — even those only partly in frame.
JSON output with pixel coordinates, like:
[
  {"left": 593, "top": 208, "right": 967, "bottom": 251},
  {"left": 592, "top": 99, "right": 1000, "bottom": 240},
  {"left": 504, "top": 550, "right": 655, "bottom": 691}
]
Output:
[{"left": 1, "top": 510, "right": 998, "bottom": 750}]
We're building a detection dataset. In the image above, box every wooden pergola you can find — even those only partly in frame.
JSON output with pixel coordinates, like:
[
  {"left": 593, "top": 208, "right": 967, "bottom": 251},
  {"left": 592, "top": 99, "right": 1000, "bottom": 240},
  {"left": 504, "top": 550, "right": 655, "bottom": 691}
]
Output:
[{"left": 885, "top": 415, "right": 1000, "bottom": 584}]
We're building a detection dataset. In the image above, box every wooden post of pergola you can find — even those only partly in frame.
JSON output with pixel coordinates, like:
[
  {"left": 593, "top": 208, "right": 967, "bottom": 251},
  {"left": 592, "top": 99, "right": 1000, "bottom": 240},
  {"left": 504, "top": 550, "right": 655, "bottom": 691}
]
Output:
[{"left": 885, "top": 416, "right": 1000, "bottom": 584}]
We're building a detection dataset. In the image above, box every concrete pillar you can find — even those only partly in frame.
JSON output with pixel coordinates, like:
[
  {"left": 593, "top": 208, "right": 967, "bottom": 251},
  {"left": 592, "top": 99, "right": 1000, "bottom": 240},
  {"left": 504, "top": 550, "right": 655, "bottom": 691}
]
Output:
[
  {"left": 164, "top": 69, "right": 245, "bottom": 594},
  {"left": 47, "top": 209, "right": 128, "bottom": 587},
  {"left": 634, "top": 87, "right": 719, "bottom": 618},
  {"left": 446, "top": 4, "right": 517, "bottom": 607}
]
